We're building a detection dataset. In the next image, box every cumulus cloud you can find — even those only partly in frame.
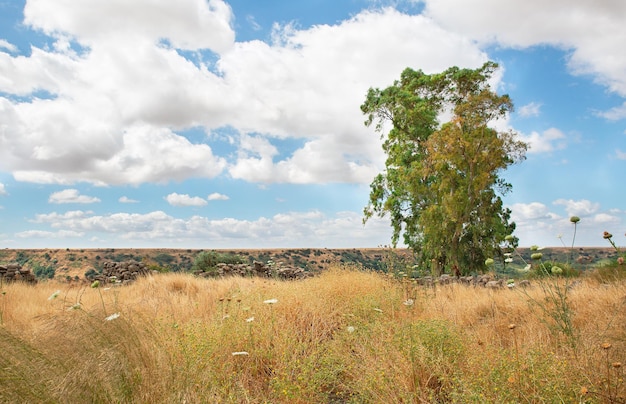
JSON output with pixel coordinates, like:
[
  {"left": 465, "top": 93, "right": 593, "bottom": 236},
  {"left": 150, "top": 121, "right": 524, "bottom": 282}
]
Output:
[
  {"left": 49, "top": 189, "right": 100, "bottom": 204},
  {"left": 207, "top": 192, "right": 229, "bottom": 201},
  {"left": 508, "top": 199, "right": 624, "bottom": 247},
  {"left": 423, "top": 0, "right": 626, "bottom": 96},
  {"left": 0, "top": 5, "right": 488, "bottom": 186},
  {"left": 553, "top": 198, "right": 600, "bottom": 218},
  {"left": 119, "top": 196, "right": 139, "bottom": 203},
  {"left": 165, "top": 192, "right": 208, "bottom": 207},
  {"left": 510, "top": 202, "right": 553, "bottom": 221},
  {"left": 23, "top": 0, "right": 235, "bottom": 53},
  {"left": 24, "top": 208, "right": 394, "bottom": 247},
  {"left": 517, "top": 128, "right": 567, "bottom": 153}
]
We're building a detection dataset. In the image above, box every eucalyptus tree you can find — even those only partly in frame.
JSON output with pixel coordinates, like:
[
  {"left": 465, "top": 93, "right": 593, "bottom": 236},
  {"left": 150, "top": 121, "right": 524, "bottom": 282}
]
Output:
[{"left": 362, "top": 62, "right": 527, "bottom": 274}]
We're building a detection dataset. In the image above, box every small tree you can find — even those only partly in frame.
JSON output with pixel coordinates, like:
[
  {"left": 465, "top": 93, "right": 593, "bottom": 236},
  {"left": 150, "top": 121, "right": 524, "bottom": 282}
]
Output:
[{"left": 362, "top": 62, "right": 526, "bottom": 274}]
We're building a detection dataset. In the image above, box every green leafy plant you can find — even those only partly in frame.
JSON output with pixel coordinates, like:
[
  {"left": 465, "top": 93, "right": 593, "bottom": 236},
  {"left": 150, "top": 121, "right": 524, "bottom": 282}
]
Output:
[
  {"left": 191, "top": 250, "right": 245, "bottom": 274},
  {"left": 32, "top": 262, "right": 56, "bottom": 280}
]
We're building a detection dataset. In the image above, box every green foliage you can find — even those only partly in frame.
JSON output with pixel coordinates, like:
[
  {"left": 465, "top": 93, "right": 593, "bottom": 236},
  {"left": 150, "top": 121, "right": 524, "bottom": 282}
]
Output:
[
  {"left": 32, "top": 262, "right": 56, "bottom": 279},
  {"left": 529, "top": 261, "right": 580, "bottom": 279},
  {"left": 191, "top": 250, "right": 245, "bottom": 274},
  {"left": 361, "top": 62, "right": 527, "bottom": 275},
  {"left": 153, "top": 253, "right": 175, "bottom": 266},
  {"left": 84, "top": 265, "right": 103, "bottom": 279},
  {"left": 15, "top": 251, "right": 30, "bottom": 265}
]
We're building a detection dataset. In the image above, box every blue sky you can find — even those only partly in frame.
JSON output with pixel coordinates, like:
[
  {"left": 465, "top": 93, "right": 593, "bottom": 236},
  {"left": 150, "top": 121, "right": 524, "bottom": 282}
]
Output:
[{"left": 0, "top": 0, "right": 624, "bottom": 249}]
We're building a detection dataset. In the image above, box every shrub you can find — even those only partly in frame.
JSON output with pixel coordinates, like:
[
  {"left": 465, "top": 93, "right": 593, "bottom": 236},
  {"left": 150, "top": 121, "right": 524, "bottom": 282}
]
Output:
[
  {"left": 529, "top": 261, "right": 580, "bottom": 279},
  {"left": 191, "top": 251, "right": 245, "bottom": 274},
  {"left": 153, "top": 253, "right": 175, "bottom": 266},
  {"left": 32, "top": 263, "right": 56, "bottom": 279}
]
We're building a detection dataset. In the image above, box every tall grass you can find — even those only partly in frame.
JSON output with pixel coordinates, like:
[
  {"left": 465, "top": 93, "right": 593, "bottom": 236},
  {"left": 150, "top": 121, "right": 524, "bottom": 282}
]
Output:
[{"left": 0, "top": 267, "right": 624, "bottom": 403}]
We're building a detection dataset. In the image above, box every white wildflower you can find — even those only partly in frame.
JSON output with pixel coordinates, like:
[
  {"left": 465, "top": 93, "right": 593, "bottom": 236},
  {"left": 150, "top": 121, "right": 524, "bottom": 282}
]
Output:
[
  {"left": 232, "top": 351, "right": 249, "bottom": 356},
  {"left": 373, "top": 308, "right": 383, "bottom": 313},
  {"left": 504, "top": 258, "right": 513, "bottom": 263},
  {"left": 403, "top": 299, "right": 415, "bottom": 306},
  {"left": 48, "top": 290, "right": 61, "bottom": 301},
  {"left": 263, "top": 298, "right": 278, "bottom": 304},
  {"left": 246, "top": 317, "right": 255, "bottom": 323},
  {"left": 346, "top": 326, "right": 356, "bottom": 333},
  {"left": 105, "top": 312, "right": 120, "bottom": 321}
]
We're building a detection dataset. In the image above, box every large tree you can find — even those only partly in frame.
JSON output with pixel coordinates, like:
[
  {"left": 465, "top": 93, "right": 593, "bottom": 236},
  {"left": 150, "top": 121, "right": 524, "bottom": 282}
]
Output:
[{"left": 362, "top": 62, "right": 527, "bottom": 275}]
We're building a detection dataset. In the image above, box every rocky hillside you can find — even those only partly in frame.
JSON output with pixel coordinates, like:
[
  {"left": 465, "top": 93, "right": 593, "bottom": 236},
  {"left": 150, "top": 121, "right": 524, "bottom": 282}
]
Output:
[{"left": 0, "top": 247, "right": 618, "bottom": 283}]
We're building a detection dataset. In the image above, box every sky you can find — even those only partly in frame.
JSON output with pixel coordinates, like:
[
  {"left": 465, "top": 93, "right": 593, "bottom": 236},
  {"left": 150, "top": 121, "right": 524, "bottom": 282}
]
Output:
[{"left": 0, "top": 0, "right": 624, "bottom": 249}]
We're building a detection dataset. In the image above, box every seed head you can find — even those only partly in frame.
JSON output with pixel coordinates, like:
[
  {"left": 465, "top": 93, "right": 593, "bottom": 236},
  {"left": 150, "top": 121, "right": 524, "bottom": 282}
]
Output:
[
  {"left": 531, "top": 253, "right": 543, "bottom": 260},
  {"left": 603, "top": 231, "right": 613, "bottom": 239},
  {"left": 570, "top": 216, "right": 580, "bottom": 224},
  {"left": 485, "top": 258, "right": 494, "bottom": 266},
  {"left": 91, "top": 280, "right": 100, "bottom": 288}
]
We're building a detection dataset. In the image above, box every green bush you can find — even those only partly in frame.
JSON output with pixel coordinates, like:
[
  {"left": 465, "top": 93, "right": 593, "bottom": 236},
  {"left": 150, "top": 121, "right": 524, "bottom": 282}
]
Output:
[
  {"left": 32, "top": 262, "right": 56, "bottom": 279},
  {"left": 191, "top": 251, "right": 245, "bottom": 274},
  {"left": 529, "top": 261, "right": 580, "bottom": 278},
  {"left": 153, "top": 253, "right": 175, "bottom": 266}
]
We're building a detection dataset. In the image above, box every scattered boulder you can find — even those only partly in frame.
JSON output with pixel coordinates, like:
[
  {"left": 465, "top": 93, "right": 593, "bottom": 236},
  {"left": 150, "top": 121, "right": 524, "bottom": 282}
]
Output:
[
  {"left": 0, "top": 263, "right": 37, "bottom": 284},
  {"left": 194, "top": 260, "right": 311, "bottom": 280},
  {"left": 412, "top": 273, "right": 530, "bottom": 289},
  {"left": 89, "top": 261, "right": 151, "bottom": 284}
]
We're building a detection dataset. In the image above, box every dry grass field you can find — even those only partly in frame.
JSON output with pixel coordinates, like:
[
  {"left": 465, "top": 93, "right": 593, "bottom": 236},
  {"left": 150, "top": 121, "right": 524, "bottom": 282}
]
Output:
[{"left": 1, "top": 265, "right": 625, "bottom": 403}]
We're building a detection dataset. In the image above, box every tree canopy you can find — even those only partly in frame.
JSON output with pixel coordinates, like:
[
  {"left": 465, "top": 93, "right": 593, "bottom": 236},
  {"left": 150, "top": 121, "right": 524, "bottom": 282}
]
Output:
[{"left": 361, "top": 62, "right": 527, "bottom": 275}]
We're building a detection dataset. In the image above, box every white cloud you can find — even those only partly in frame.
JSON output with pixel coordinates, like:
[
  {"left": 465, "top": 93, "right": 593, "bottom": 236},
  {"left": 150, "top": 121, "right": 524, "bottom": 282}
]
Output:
[
  {"left": 15, "top": 229, "right": 84, "bottom": 239},
  {"left": 245, "top": 15, "right": 261, "bottom": 31},
  {"left": 616, "top": 150, "right": 626, "bottom": 160},
  {"left": 597, "top": 101, "right": 626, "bottom": 121},
  {"left": 518, "top": 102, "right": 542, "bottom": 117},
  {"left": 553, "top": 198, "right": 600, "bottom": 217},
  {"left": 207, "top": 192, "right": 229, "bottom": 201},
  {"left": 593, "top": 213, "right": 619, "bottom": 224},
  {"left": 23, "top": 0, "right": 235, "bottom": 53},
  {"left": 165, "top": 192, "right": 208, "bottom": 207},
  {"left": 49, "top": 189, "right": 100, "bottom": 204},
  {"left": 24, "top": 209, "right": 395, "bottom": 247},
  {"left": 508, "top": 199, "right": 625, "bottom": 247},
  {"left": 0, "top": 183, "right": 6, "bottom": 196},
  {"left": 0, "top": 6, "right": 488, "bottom": 186},
  {"left": 423, "top": 0, "right": 626, "bottom": 97},
  {"left": 510, "top": 202, "right": 552, "bottom": 221},
  {"left": 119, "top": 196, "right": 139, "bottom": 203},
  {"left": 0, "top": 39, "right": 17, "bottom": 53},
  {"left": 517, "top": 128, "right": 567, "bottom": 153}
]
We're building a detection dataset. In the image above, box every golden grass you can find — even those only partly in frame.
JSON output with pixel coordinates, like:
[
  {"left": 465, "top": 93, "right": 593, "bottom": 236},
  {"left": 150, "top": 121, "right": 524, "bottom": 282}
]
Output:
[{"left": 0, "top": 267, "right": 625, "bottom": 403}]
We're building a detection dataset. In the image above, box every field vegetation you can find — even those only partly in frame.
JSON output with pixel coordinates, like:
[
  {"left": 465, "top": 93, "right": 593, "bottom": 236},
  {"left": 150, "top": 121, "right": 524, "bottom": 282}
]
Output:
[{"left": 1, "top": 263, "right": 625, "bottom": 403}]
